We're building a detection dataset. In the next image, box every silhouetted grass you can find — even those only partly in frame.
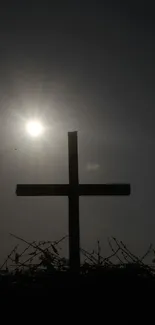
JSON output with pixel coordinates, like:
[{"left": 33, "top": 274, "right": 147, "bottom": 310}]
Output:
[{"left": 1, "top": 234, "right": 155, "bottom": 289}]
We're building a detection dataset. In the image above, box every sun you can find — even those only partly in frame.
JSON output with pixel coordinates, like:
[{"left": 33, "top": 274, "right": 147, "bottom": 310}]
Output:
[{"left": 26, "top": 120, "right": 43, "bottom": 137}]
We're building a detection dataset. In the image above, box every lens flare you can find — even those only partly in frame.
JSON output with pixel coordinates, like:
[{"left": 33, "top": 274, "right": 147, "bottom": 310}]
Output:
[{"left": 26, "top": 121, "right": 43, "bottom": 137}]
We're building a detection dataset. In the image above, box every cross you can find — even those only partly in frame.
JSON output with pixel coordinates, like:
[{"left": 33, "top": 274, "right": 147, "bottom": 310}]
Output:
[{"left": 16, "top": 131, "right": 131, "bottom": 272}]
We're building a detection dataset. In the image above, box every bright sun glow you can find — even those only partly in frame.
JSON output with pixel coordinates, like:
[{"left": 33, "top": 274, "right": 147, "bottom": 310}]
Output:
[{"left": 26, "top": 121, "right": 43, "bottom": 137}]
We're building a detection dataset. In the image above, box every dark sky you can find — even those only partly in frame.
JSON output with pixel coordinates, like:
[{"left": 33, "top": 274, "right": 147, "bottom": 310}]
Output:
[{"left": 0, "top": 1, "right": 154, "bottom": 260}]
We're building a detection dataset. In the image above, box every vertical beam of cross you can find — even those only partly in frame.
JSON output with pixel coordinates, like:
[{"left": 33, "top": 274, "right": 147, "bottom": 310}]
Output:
[{"left": 68, "top": 132, "right": 80, "bottom": 272}]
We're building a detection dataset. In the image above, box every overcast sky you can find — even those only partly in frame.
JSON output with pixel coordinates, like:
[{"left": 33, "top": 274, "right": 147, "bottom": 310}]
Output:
[{"left": 0, "top": 1, "right": 154, "bottom": 261}]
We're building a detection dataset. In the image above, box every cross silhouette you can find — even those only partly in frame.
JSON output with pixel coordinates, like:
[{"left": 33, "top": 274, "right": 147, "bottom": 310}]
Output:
[{"left": 16, "top": 131, "right": 131, "bottom": 272}]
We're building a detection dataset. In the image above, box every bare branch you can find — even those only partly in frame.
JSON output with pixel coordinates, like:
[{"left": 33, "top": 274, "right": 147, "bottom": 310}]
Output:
[
  {"left": 141, "top": 244, "right": 153, "bottom": 261},
  {"left": 0, "top": 245, "right": 18, "bottom": 270}
]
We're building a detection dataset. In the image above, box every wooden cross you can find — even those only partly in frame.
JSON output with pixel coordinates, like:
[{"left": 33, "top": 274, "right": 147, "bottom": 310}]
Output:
[{"left": 16, "top": 131, "right": 131, "bottom": 272}]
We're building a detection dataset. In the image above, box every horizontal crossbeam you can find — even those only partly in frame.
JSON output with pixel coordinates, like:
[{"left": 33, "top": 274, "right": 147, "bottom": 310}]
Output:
[
  {"left": 16, "top": 184, "right": 69, "bottom": 196},
  {"left": 16, "top": 184, "right": 130, "bottom": 196},
  {"left": 79, "top": 184, "right": 130, "bottom": 196}
]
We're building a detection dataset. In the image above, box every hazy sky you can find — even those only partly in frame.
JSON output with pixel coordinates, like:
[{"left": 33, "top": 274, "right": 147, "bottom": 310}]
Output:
[{"left": 0, "top": 2, "right": 154, "bottom": 261}]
